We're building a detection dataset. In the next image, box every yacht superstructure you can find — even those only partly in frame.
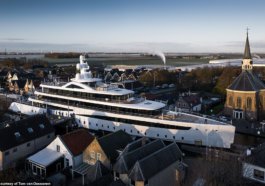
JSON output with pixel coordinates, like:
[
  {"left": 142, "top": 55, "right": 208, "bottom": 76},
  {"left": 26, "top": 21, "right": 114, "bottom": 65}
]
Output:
[{"left": 9, "top": 55, "right": 235, "bottom": 148}]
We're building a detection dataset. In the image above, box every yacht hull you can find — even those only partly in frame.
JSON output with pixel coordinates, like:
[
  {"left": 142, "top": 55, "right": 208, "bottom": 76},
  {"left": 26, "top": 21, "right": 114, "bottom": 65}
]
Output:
[{"left": 9, "top": 101, "right": 235, "bottom": 148}]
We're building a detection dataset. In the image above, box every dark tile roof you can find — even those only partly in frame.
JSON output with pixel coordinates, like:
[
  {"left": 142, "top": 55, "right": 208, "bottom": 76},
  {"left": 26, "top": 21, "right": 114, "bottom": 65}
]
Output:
[
  {"left": 98, "top": 130, "right": 133, "bottom": 162},
  {"left": 227, "top": 70, "right": 265, "bottom": 91},
  {"left": 121, "top": 138, "right": 150, "bottom": 155},
  {"left": 113, "top": 139, "right": 165, "bottom": 174},
  {"left": 129, "top": 143, "right": 182, "bottom": 181},
  {"left": 0, "top": 115, "right": 54, "bottom": 151},
  {"left": 86, "top": 161, "right": 109, "bottom": 182},
  {"left": 182, "top": 95, "right": 201, "bottom": 106},
  {"left": 60, "top": 128, "right": 94, "bottom": 156}
]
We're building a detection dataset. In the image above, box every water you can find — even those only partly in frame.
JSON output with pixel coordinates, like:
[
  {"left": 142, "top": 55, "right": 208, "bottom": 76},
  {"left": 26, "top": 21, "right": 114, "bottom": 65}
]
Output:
[{"left": 234, "top": 133, "right": 265, "bottom": 146}]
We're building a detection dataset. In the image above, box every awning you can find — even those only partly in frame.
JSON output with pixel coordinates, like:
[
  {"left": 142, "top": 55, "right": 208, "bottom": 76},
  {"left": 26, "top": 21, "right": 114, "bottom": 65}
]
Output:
[
  {"left": 72, "top": 162, "right": 91, "bottom": 176},
  {"left": 28, "top": 148, "right": 64, "bottom": 167}
]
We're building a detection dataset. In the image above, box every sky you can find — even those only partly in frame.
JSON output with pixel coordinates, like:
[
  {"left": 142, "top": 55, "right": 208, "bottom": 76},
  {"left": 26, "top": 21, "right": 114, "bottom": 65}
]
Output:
[{"left": 1, "top": 0, "right": 265, "bottom": 53}]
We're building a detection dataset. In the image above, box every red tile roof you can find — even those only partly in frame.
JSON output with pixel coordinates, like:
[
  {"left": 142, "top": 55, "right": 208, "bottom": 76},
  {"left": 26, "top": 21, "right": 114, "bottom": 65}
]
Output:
[{"left": 61, "top": 128, "right": 94, "bottom": 156}]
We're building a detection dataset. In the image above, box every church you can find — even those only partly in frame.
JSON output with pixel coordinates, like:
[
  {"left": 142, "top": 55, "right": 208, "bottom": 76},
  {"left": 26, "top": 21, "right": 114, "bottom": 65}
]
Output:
[{"left": 224, "top": 32, "right": 265, "bottom": 121}]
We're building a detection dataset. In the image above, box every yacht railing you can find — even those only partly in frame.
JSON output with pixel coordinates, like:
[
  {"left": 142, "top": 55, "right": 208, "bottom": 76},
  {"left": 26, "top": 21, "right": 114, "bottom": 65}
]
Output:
[
  {"left": 37, "top": 89, "right": 144, "bottom": 104},
  {"left": 41, "top": 82, "right": 67, "bottom": 86}
]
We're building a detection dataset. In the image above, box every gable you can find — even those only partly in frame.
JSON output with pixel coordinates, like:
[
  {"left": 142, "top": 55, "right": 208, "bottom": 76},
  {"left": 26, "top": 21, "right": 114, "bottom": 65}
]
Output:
[{"left": 83, "top": 139, "right": 109, "bottom": 165}]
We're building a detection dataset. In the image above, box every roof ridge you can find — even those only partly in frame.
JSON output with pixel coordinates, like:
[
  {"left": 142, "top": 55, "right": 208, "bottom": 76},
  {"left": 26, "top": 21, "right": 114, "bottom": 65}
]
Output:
[{"left": 124, "top": 139, "right": 163, "bottom": 156}]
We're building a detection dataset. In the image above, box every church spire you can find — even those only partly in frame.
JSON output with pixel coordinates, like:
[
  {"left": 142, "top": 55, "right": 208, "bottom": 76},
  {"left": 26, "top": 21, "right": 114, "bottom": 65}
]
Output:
[
  {"left": 242, "top": 28, "right": 253, "bottom": 71},
  {"left": 243, "top": 28, "right": 252, "bottom": 59}
]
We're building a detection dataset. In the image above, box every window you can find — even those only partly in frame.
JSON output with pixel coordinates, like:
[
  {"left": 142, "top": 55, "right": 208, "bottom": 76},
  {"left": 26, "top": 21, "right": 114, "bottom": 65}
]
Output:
[
  {"left": 4, "top": 151, "right": 9, "bottom": 156},
  {"left": 254, "top": 169, "right": 264, "bottom": 180},
  {"left": 56, "top": 145, "right": 60, "bottom": 152},
  {"left": 66, "top": 159, "right": 70, "bottom": 167},
  {"left": 39, "top": 124, "right": 45, "bottom": 129},
  {"left": 27, "top": 143, "right": 31, "bottom": 147},
  {"left": 27, "top": 128, "right": 34, "bottom": 133},
  {"left": 33, "top": 165, "right": 37, "bottom": 173},
  {"left": 236, "top": 97, "right": 242, "bottom": 108},
  {"left": 91, "top": 151, "right": 95, "bottom": 159},
  {"left": 229, "top": 96, "right": 233, "bottom": 106},
  {"left": 96, "top": 153, "right": 101, "bottom": 160},
  {"left": 47, "top": 135, "right": 50, "bottom": 139},
  {"left": 246, "top": 97, "right": 252, "bottom": 110},
  {"left": 13, "top": 148, "right": 17, "bottom": 153}
]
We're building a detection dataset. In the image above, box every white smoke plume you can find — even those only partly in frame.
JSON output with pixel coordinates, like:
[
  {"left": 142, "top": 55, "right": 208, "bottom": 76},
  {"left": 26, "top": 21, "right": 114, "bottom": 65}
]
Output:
[{"left": 151, "top": 51, "right": 166, "bottom": 65}]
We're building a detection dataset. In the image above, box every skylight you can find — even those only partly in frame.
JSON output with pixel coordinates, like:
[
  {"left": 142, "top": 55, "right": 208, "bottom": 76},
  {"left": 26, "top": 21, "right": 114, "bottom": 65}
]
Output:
[
  {"left": 27, "top": 128, "right": 34, "bottom": 133},
  {"left": 39, "top": 124, "right": 45, "bottom": 129},
  {"left": 14, "top": 132, "right": 21, "bottom": 138}
]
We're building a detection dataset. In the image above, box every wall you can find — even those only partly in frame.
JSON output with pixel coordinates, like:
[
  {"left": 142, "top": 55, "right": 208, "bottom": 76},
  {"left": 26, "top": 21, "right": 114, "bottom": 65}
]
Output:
[
  {"left": 0, "top": 152, "right": 2, "bottom": 171},
  {"left": 225, "top": 90, "right": 258, "bottom": 120},
  {"left": 148, "top": 161, "right": 179, "bottom": 186},
  {"left": 46, "top": 136, "right": 73, "bottom": 168},
  {"left": 83, "top": 139, "right": 110, "bottom": 169},
  {"left": 2, "top": 132, "right": 55, "bottom": 170},
  {"left": 73, "top": 154, "right": 83, "bottom": 167}
]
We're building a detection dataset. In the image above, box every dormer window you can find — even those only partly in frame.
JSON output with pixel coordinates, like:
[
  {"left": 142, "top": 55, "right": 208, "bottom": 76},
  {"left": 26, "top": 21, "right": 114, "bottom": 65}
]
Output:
[
  {"left": 39, "top": 124, "right": 45, "bottom": 129},
  {"left": 14, "top": 132, "right": 21, "bottom": 138},
  {"left": 27, "top": 128, "right": 34, "bottom": 133}
]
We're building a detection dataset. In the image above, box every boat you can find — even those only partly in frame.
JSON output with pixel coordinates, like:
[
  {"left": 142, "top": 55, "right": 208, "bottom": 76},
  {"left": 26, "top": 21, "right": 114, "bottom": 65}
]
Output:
[{"left": 9, "top": 55, "right": 235, "bottom": 148}]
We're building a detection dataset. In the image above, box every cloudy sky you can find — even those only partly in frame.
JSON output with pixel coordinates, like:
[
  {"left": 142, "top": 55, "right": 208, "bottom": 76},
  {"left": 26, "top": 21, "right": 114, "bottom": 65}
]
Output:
[{"left": 1, "top": 0, "right": 265, "bottom": 53}]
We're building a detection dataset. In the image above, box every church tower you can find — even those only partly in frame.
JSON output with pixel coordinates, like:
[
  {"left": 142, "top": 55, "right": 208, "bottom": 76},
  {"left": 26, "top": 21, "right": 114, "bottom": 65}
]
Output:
[
  {"left": 224, "top": 31, "right": 265, "bottom": 121},
  {"left": 242, "top": 30, "right": 253, "bottom": 71}
]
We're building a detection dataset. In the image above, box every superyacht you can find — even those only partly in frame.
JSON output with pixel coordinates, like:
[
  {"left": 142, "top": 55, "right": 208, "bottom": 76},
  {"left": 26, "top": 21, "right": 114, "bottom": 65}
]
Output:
[{"left": 9, "top": 55, "right": 235, "bottom": 148}]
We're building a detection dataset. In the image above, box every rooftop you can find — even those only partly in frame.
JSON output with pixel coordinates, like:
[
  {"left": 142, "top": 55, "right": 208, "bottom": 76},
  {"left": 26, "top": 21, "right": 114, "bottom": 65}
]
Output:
[
  {"left": 227, "top": 70, "right": 265, "bottom": 91},
  {"left": 0, "top": 115, "right": 54, "bottom": 151},
  {"left": 61, "top": 128, "right": 95, "bottom": 156}
]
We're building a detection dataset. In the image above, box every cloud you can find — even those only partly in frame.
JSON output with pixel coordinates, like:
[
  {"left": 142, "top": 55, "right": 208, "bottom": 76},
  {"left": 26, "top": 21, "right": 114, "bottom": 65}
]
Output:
[
  {"left": 225, "top": 40, "right": 265, "bottom": 49},
  {"left": 0, "top": 38, "right": 25, "bottom": 41}
]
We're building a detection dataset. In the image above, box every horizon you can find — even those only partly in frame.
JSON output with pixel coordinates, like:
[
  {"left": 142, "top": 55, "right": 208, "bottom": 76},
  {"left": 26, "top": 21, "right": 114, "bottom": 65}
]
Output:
[{"left": 1, "top": 0, "right": 265, "bottom": 53}]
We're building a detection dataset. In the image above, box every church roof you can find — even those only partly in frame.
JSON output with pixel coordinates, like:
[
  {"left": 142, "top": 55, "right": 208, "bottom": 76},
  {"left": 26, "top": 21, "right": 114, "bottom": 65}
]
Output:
[
  {"left": 227, "top": 70, "right": 265, "bottom": 91},
  {"left": 243, "top": 32, "right": 252, "bottom": 59}
]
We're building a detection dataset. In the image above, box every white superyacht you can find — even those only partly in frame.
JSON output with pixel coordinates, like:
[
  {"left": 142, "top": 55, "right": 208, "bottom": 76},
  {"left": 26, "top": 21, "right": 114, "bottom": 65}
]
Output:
[{"left": 9, "top": 55, "right": 235, "bottom": 148}]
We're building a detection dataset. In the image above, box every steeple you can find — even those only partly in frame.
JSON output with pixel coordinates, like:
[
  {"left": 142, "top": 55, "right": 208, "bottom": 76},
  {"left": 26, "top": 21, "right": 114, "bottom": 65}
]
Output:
[
  {"left": 243, "top": 29, "right": 251, "bottom": 59},
  {"left": 242, "top": 28, "right": 253, "bottom": 71}
]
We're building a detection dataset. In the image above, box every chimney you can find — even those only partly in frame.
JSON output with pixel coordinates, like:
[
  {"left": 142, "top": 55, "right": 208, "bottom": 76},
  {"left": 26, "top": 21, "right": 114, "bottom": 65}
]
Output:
[
  {"left": 141, "top": 137, "right": 147, "bottom": 146},
  {"left": 246, "top": 149, "right": 251, "bottom": 156}
]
